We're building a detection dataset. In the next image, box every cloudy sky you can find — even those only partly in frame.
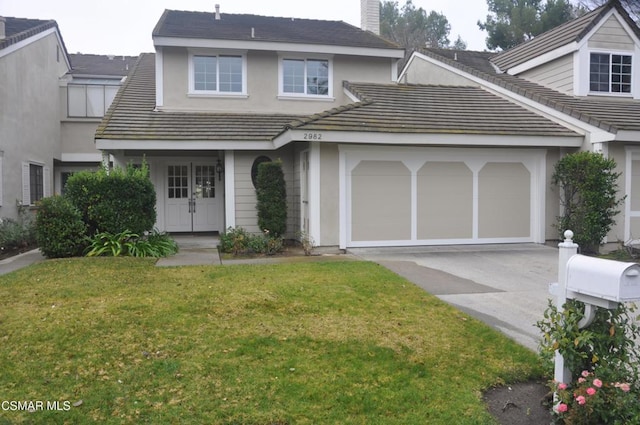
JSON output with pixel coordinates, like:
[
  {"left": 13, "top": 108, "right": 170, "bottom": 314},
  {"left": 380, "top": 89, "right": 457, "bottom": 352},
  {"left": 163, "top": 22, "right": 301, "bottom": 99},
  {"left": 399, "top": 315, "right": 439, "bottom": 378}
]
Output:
[{"left": 1, "top": 0, "right": 490, "bottom": 55}]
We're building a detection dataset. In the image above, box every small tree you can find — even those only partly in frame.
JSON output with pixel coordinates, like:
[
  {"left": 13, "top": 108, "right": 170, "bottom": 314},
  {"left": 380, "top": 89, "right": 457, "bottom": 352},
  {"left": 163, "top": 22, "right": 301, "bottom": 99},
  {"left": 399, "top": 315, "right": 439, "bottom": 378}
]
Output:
[
  {"left": 255, "top": 160, "right": 287, "bottom": 238},
  {"left": 552, "top": 151, "right": 624, "bottom": 254}
]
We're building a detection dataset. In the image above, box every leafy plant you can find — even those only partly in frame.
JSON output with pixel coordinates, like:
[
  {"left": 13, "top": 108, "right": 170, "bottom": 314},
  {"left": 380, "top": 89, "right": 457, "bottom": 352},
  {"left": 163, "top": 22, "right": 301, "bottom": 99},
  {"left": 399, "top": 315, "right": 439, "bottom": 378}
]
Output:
[
  {"left": 255, "top": 160, "right": 287, "bottom": 238},
  {"left": 86, "top": 230, "right": 139, "bottom": 257},
  {"left": 552, "top": 151, "right": 624, "bottom": 254},
  {"left": 86, "top": 229, "right": 178, "bottom": 258},
  {"left": 297, "top": 231, "right": 315, "bottom": 256},
  {"left": 537, "top": 300, "right": 640, "bottom": 423},
  {"left": 35, "top": 196, "right": 87, "bottom": 258}
]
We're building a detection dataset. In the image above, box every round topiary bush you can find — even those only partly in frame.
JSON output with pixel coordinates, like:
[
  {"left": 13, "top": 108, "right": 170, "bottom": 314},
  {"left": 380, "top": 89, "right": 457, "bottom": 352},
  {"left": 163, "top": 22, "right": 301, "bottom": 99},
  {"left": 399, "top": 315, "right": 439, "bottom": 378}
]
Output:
[{"left": 35, "top": 196, "right": 88, "bottom": 258}]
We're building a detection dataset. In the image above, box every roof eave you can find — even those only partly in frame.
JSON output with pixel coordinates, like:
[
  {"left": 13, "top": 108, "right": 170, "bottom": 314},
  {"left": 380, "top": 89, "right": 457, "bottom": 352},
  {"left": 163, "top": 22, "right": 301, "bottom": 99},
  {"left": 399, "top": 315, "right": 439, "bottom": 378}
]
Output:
[{"left": 152, "top": 36, "right": 405, "bottom": 58}]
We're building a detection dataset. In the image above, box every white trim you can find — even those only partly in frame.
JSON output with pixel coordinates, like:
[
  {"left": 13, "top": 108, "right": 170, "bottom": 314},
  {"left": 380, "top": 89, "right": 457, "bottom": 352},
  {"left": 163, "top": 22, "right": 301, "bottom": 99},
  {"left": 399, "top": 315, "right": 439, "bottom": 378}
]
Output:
[
  {"left": 391, "top": 58, "right": 399, "bottom": 82},
  {"left": 96, "top": 139, "right": 274, "bottom": 151},
  {"left": 339, "top": 145, "right": 546, "bottom": 248},
  {"left": 277, "top": 54, "right": 334, "bottom": 99},
  {"left": 625, "top": 146, "right": 636, "bottom": 244},
  {"left": 187, "top": 50, "right": 248, "bottom": 96},
  {"left": 507, "top": 42, "right": 578, "bottom": 75},
  {"left": 155, "top": 47, "right": 164, "bottom": 108},
  {"left": 224, "top": 150, "right": 236, "bottom": 229},
  {"left": 60, "top": 153, "right": 103, "bottom": 162},
  {"left": 309, "top": 141, "right": 321, "bottom": 245},
  {"left": 153, "top": 36, "right": 405, "bottom": 58},
  {"left": 274, "top": 129, "right": 582, "bottom": 149}
]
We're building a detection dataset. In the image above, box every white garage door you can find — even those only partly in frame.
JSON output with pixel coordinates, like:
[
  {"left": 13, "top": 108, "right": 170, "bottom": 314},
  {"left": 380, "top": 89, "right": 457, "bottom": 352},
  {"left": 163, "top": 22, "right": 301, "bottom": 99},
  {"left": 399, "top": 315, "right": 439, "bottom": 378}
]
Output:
[{"left": 341, "top": 146, "right": 546, "bottom": 248}]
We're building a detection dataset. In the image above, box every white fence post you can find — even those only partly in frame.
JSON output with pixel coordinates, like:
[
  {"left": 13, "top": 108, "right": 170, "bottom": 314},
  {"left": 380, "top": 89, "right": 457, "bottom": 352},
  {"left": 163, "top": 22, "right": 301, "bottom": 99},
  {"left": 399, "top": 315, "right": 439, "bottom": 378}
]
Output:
[{"left": 555, "top": 230, "right": 578, "bottom": 385}]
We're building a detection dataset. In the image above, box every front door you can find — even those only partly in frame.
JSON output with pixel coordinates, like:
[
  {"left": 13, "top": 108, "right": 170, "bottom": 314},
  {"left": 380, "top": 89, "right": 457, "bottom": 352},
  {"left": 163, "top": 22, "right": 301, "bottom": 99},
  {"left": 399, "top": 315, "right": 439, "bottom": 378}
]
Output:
[{"left": 165, "top": 162, "right": 220, "bottom": 232}]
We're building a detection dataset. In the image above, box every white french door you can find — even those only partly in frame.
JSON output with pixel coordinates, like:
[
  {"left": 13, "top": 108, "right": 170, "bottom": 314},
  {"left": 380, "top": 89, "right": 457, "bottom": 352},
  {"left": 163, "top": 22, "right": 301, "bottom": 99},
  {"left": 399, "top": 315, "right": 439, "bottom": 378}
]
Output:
[{"left": 165, "top": 162, "right": 220, "bottom": 232}]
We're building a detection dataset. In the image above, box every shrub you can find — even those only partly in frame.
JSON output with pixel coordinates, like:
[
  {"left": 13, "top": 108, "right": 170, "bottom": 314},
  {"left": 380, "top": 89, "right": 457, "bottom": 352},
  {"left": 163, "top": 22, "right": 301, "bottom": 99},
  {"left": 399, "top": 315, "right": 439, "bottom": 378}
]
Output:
[
  {"left": 35, "top": 196, "right": 88, "bottom": 258},
  {"left": 255, "top": 160, "right": 287, "bottom": 237},
  {"left": 552, "top": 152, "right": 624, "bottom": 254},
  {"left": 219, "top": 226, "right": 251, "bottom": 255},
  {"left": 0, "top": 206, "right": 36, "bottom": 255},
  {"left": 65, "top": 163, "right": 156, "bottom": 235}
]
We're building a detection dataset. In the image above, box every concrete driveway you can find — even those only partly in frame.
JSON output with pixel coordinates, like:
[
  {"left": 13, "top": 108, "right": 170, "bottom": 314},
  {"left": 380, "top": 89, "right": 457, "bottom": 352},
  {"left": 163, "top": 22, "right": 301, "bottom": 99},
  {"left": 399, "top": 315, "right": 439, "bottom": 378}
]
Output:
[{"left": 350, "top": 244, "right": 559, "bottom": 351}]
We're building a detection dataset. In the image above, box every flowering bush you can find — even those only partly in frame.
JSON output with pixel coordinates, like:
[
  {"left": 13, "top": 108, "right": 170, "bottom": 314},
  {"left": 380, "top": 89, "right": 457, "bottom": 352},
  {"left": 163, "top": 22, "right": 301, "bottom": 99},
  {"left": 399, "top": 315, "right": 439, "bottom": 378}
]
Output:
[{"left": 553, "top": 370, "right": 639, "bottom": 424}]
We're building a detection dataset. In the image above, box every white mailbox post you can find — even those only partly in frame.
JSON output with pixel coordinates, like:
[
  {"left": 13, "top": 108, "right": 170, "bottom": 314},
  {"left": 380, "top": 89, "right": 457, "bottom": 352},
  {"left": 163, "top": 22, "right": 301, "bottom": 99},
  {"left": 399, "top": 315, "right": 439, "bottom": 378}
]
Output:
[{"left": 551, "top": 230, "right": 640, "bottom": 387}]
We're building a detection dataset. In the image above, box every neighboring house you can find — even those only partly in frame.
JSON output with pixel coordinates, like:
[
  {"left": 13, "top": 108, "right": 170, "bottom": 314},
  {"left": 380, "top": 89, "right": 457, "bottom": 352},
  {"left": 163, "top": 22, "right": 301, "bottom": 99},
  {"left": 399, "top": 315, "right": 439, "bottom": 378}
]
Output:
[
  {"left": 0, "top": 15, "right": 135, "bottom": 220},
  {"left": 0, "top": 16, "right": 69, "bottom": 220},
  {"left": 58, "top": 53, "right": 137, "bottom": 193},
  {"left": 401, "top": 0, "right": 640, "bottom": 246}
]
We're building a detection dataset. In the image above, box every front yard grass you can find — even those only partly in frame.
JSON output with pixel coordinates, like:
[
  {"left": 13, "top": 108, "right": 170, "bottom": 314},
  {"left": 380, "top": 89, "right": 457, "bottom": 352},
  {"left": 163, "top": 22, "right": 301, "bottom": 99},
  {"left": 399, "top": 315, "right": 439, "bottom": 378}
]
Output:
[{"left": 0, "top": 258, "right": 542, "bottom": 424}]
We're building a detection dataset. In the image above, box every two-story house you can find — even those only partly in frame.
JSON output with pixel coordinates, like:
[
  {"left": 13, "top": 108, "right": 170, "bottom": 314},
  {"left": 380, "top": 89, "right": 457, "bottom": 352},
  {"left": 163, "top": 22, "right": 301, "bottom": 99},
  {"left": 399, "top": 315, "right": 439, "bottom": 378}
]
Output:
[
  {"left": 98, "top": 1, "right": 613, "bottom": 250},
  {"left": 401, "top": 0, "right": 640, "bottom": 247},
  {"left": 96, "top": 2, "right": 407, "bottom": 241}
]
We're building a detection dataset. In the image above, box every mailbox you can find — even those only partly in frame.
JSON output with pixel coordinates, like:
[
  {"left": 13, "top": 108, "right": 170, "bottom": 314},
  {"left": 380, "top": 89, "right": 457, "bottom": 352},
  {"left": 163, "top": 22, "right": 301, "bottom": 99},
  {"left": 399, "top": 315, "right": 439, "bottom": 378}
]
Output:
[{"left": 566, "top": 254, "right": 640, "bottom": 303}]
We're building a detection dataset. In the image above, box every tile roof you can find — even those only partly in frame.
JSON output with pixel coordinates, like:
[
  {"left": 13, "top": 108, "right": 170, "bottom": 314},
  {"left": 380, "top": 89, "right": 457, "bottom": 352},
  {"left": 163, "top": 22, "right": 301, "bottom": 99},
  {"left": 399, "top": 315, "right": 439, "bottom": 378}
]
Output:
[
  {"left": 288, "top": 82, "right": 579, "bottom": 137},
  {"left": 1, "top": 16, "right": 61, "bottom": 51},
  {"left": 69, "top": 54, "right": 138, "bottom": 77},
  {"left": 491, "top": 0, "right": 640, "bottom": 71},
  {"left": 419, "top": 48, "right": 640, "bottom": 133},
  {"left": 152, "top": 9, "right": 400, "bottom": 50},
  {"left": 96, "top": 53, "right": 305, "bottom": 142}
]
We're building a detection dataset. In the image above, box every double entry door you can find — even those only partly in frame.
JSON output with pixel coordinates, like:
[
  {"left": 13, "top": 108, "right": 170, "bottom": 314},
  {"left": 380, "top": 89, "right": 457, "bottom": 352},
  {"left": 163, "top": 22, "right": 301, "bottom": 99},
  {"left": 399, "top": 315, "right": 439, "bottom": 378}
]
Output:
[{"left": 165, "top": 162, "right": 220, "bottom": 232}]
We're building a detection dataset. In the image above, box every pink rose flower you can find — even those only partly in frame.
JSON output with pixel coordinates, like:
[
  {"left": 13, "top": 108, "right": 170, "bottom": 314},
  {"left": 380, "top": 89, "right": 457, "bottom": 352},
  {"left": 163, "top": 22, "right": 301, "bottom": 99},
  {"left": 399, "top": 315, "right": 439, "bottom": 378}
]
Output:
[
  {"left": 557, "top": 403, "right": 568, "bottom": 413},
  {"left": 578, "top": 377, "right": 586, "bottom": 383},
  {"left": 581, "top": 370, "right": 590, "bottom": 378},
  {"left": 586, "top": 387, "right": 596, "bottom": 396},
  {"left": 558, "top": 383, "right": 568, "bottom": 390},
  {"left": 593, "top": 379, "right": 602, "bottom": 388},
  {"left": 619, "top": 383, "right": 631, "bottom": 392},
  {"left": 576, "top": 395, "right": 586, "bottom": 405}
]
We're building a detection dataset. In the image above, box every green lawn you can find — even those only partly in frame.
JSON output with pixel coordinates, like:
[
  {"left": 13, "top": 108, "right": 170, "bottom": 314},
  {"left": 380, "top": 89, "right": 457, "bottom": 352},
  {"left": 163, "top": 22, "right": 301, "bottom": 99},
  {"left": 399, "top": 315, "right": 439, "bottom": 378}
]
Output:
[{"left": 0, "top": 258, "right": 542, "bottom": 424}]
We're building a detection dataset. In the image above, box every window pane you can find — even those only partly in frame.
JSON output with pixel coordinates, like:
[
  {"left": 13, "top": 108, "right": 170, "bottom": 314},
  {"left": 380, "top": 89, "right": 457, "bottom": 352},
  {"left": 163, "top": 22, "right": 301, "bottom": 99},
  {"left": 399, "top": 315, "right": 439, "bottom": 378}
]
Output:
[
  {"left": 589, "top": 53, "right": 610, "bottom": 92},
  {"left": 68, "top": 85, "right": 87, "bottom": 117},
  {"left": 193, "top": 56, "right": 217, "bottom": 91},
  {"left": 29, "top": 164, "right": 43, "bottom": 204},
  {"left": 87, "top": 86, "right": 105, "bottom": 117},
  {"left": 307, "top": 60, "right": 329, "bottom": 95},
  {"left": 219, "top": 56, "right": 242, "bottom": 92},
  {"left": 283, "top": 59, "right": 305, "bottom": 93},
  {"left": 612, "top": 55, "right": 632, "bottom": 93}
]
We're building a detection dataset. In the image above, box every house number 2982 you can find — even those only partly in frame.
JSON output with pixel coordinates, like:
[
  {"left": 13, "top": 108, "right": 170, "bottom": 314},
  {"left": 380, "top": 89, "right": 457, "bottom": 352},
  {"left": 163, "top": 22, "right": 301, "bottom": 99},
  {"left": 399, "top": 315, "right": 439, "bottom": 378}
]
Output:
[{"left": 303, "top": 133, "right": 322, "bottom": 140}]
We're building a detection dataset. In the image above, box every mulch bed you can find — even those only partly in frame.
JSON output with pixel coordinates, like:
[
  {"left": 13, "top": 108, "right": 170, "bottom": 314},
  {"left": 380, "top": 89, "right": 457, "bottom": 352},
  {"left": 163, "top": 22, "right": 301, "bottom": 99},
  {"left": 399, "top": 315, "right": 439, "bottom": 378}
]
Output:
[{"left": 484, "top": 381, "right": 553, "bottom": 424}]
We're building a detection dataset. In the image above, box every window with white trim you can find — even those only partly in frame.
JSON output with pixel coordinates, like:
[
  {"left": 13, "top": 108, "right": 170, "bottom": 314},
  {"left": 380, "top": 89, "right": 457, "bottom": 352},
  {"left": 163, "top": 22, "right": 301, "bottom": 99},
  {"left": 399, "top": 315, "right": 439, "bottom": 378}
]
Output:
[
  {"left": 280, "top": 58, "right": 331, "bottom": 97},
  {"left": 190, "top": 54, "right": 244, "bottom": 94},
  {"left": 68, "top": 83, "right": 120, "bottom": 117},
  {"left": 22, "top": 162, "right": 49, "bottom": 206},
  {"left": 590, "top": 53, "right": 632, "bottom": 94}
]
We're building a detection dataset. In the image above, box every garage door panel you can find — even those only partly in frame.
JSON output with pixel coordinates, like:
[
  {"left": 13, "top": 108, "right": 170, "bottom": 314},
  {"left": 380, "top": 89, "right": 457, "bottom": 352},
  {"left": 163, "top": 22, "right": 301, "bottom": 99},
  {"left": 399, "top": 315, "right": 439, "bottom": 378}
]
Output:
[
  {"left": 478, "top": 162, "right": 530, "bottom": 238},
  {"left": 417, "top": 162, "right": 473, "bottom": 239},
  {"left": 351, "top": 161, "right": 411, "bottom": 241}
]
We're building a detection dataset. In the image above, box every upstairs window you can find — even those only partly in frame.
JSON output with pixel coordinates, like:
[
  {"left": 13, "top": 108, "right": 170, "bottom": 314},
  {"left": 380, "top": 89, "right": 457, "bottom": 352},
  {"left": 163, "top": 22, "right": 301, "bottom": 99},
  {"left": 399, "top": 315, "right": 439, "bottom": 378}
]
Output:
[
  {"left": 281, "top": 58, "right": 331, "bottom": 97},
  {"left": 68, "top": 83, "right": 120, "bottom": 117},
  {"left": 191, "top": 54, "right": 244, "bottom": 94},
  {"left": 590, "top": 53, "right": 632, "bottom": 94}
]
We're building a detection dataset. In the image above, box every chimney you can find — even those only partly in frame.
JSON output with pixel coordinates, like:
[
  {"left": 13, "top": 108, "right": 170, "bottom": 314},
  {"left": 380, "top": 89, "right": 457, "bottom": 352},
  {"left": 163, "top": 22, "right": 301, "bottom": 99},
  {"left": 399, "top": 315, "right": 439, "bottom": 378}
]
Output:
[
  {"left": 215, "top": 4, "right": 221, "bottom": 20},
  {"left": 360, "top": 0, "right": 379, "bottom": 35},
  {"left": 0, "top": 17, "right": 6, "bottom": 40}
]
